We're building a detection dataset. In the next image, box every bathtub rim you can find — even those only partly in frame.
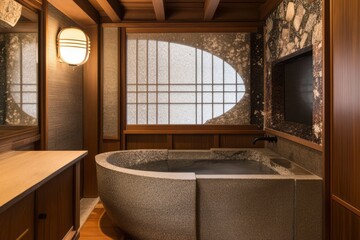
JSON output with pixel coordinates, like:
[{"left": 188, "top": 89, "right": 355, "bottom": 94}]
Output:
[{"left": 95, "top": 149, "right": 322, "bottom": 181}]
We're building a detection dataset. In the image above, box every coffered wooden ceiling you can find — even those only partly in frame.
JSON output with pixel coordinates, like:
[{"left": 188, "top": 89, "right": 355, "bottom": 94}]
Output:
[{"left": 48, "top": 0, "right": 282, "bottom": 26}]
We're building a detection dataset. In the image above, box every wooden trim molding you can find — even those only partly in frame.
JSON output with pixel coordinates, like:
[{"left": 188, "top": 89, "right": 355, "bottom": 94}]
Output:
[
  {"left": 204, "top": 0, "right": 220, "bottom": 21},
  {"left": 40, "top": 0, "right": 48, "bottom": 150},
  {"left": 259, "top": 0, "right": 282, "bottom": 20},
  {"left": 92, "top": 0, "right": 122, "bottom": 22},
  {"left": 16, "top": 0, "right": 42, "bottom": 11},
  {"left": 332, "top": 195, "right": 360, "bottom": 218},
  {"left": 265, "top": 127, "right": 323, "bottom": 152},
  {"left": 152, "top": 0, "right": 165, "bottom": 21},
  {"left": 74, "top": 0, "right": 101, "bottom": 24},
  {"left": 124, "top": 129, "right": 264, "bottom": 135},
  {"left": 103, "top": 22, "right": 262, "bottom": 33},
  {"left": 125, "top": 125, "right": 264, "bottom": 135}
]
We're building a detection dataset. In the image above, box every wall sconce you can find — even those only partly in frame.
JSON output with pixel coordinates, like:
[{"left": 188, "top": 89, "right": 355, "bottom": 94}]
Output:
[{"left": 57, "top": 27, "right": 90, "bottom": 66}]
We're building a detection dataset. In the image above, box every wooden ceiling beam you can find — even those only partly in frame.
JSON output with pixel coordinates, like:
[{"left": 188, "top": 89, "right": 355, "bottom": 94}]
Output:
[
  {"left": 21, "top": 5, "right": 38, "bottom": 22},
  {"left": 152, "top": 0, "right": 165, "bottom": 21},
  {"left": 74, "top": 0, "right": 100, "bottom": 24},
  {"left": 91, "top": 0, "right": 122, "bottom": 22},
  {"left": 204, "top": 0, "right": 220, "bottom": 21},
  {"left": 259, "top": 0, "right": 282, "bottom": 20},
  {"left": 47, "top": 0, "right": 98, "bottom": 26}
]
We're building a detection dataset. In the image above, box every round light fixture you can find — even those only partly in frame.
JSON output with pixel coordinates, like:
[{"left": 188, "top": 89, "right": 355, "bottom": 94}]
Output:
[{"left": 57, "top": 27, "right": 90, "bottom": 66}]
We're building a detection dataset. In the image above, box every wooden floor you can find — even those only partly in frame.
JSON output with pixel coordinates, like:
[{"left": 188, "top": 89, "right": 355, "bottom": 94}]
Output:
[{"left": 79, "top": 202, "right": 127, "bottom": 240}]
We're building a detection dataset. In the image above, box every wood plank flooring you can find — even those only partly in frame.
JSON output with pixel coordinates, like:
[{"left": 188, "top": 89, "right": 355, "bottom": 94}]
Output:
[{"left": 79, "top": 202, "right": 127, "bottom": 240}]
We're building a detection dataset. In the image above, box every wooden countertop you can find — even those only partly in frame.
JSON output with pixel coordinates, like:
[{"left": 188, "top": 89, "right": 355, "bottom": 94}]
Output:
[{"left": 0, "top": 151, "right": 87, "bottom": 213}]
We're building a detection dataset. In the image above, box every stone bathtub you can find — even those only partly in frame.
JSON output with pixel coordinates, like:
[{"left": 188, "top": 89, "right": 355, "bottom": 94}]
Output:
[{"left": 95, "top": 149, "right": 322, "bottom": 240}]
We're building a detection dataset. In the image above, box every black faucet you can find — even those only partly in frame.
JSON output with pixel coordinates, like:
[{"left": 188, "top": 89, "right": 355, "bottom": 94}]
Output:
[{"left": 253, "top": 135, "right": 278, "bottom": 145}]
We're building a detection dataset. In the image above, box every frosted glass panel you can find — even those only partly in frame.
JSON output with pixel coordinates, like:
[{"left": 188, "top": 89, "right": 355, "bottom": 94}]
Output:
[
  {"left": 148, "top": 41, "right": 157, "bottom": 84},
  {"left": 170, "top": 43, "right": 195, "bottom": 84},
  {"left": 224, "top": 63, "right": 236, "bottom": 84},
  {"left": 158, "top": 41, "right": 168, "bottom": 84},
  {"left": 158, "top": 104, "right": 168, "bottom": 124},
  {"left": 127, "top": 40, "right": 137, "bottom": 84},
  {"left": 148, "top": 104, "right": 156, "bottom": 124},
  {"left": 127, "top": 104, "right": 136, "bottom": 124},
  {"left": 170, "top": 104, "right": 195, "bottom": 124},
  {"left": 213, "top": 56, "right": 223, "bottom": 84},
  {"left": 103, "top": 27, "right": 119, "bottom": 138}
]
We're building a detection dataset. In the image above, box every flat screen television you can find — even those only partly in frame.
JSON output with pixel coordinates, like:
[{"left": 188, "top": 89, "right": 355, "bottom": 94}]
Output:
[{"left": 273, "top": 46, "right": 314, "bottom": 126}]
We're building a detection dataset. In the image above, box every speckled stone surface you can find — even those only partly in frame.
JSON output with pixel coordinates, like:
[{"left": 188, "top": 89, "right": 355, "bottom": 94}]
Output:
[
  {"left": 96, "top": 149, "right": 322, "bottom": 240},
  {"left": 96, "top": 151, "right": 196, "bottom": 240},
  {"left": 250, "top": 32, "right": 265, "bottom": 127},
  {"left": 295, "top": 179, "right": 322, "bottom": 240},
  {"left": 198, "top": 178, "right": 294, "bottom": 240},
  {"left": 264, "top": 0, "right": 323, "bottom": 144},
  {"left": 168, "top": 150, "right": 210, "bottom": 160},
  {"left": 266, "top": 137, "right": 322, "bottom": 176}
]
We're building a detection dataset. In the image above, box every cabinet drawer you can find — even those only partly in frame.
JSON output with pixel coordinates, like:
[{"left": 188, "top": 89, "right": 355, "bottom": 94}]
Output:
[{"left": 0, "top": 193, "right": 34, "bottom": 240}]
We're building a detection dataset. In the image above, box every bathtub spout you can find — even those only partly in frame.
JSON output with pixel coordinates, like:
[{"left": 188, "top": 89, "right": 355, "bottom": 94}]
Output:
[{"left": 253, "top": 135, "right": 277, "bottom": 145}]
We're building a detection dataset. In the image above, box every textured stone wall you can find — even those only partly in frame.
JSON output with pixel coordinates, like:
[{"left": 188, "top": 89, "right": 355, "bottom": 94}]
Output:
[
  {"left": 250, "top": 33, "right": 264, "bottom": 127},
  {"left": 264, "top": 0, "right": 323, "bottom": 144}
]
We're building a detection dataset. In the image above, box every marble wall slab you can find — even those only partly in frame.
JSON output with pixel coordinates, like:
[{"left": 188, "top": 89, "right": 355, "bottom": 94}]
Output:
[{"left": 264, "top": 0, "right": 323, "bottom": 144}]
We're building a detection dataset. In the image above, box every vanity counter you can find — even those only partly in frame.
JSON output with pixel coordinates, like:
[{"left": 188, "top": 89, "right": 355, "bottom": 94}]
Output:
[{"left": 0, "top": 150, "right": 87, "bottom": 213}]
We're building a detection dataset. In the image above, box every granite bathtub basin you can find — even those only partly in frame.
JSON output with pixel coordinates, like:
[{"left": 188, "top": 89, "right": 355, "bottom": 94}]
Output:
[{"left": 95, "top": 149, "right": 322, "bottom": 240}]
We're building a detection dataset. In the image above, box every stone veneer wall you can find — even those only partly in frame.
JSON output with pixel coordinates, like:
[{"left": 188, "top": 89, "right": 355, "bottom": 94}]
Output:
[
  {"left": 264, "top": 0, "right": 323, "bottom": 144},
  {"left": 250, "top": 32, "right": 264, "bottom": 127}
]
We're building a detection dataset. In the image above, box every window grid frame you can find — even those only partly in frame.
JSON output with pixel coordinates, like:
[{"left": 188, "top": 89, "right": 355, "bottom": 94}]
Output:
[{"left": 127, "top": 39, "right": 245, "bottom": 125}]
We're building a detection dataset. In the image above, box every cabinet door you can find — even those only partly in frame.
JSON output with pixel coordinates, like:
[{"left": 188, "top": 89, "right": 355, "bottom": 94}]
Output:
[
  {"left": 36, "top": 167, "right": 74, "bottom": 240},
  {"left": 0, "top": 193, "right": 34, "bottom": 240}
]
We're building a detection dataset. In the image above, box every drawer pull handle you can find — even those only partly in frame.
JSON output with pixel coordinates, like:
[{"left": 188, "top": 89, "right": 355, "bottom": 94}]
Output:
[{"left": 38, "top": 213, "right": 47, "bottom": 219}]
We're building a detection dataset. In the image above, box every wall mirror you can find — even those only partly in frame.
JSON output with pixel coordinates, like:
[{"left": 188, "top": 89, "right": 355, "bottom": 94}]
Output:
[{"left": 0, "top": 3, "right": 39, "bottom": 139}]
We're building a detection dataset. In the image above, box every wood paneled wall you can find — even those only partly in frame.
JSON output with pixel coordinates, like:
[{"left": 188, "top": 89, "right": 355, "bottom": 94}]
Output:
[
  {"left": 83, "top": 25, "right": 99, "bottom": 197},
  {"left": 46, "top": 4, "right": 83, "bottom": 150},
  {"left": 123, "top": 126, "right": 265, "bottom": 150},
  {"left": 126, "top": 133, "right": 264, "bottom": 150},
  {"left": 330, "top": 0, "right": 360, "bottom": 237}
]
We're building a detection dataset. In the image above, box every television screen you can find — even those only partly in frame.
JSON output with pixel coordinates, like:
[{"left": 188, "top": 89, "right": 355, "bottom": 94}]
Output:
[{"left": 283, "top": 51, "right": 313, "bottom": 125}]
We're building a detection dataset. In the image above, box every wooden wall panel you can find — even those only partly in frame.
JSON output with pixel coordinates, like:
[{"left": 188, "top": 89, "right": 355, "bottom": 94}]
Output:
[
  {"left": 331, "top": 201, "right": 360, "bottom": 240},
  {"left": 46, "top": 4, "right": 83, "bottom": 150},
  {"left": 83, "top": 25, "right": 99, "bottom": 197},
  {"left": 100, "top": 139, "right": 121, "bottom": 152},
  {"left": 173, "top": 134, "right": 214, "bottom": 149},
  {"left": 125, "top": 133, "right": 264, "bottom": 150},
  {"left": 331, "top": 0, "right": 360, "bottom": 238},
  {"left": 126, "top": 134, "right": 168, "bottom": 149},
  {"left": 220, "top": 134, "right": 264, "bottom": 148},
  {"left": 331, "top": 0, "right": 360, "bottom": 212}
]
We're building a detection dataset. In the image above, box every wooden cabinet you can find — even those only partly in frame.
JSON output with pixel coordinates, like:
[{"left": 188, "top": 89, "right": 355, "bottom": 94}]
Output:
[
  {"left": 0, "top": 193, "right": 34, "bottom": 240},
  {"left": 36, "top": 167, "right": 76, "bottom": 240},
  {"left": 0, "top": 151, "right": 86, "bottom": 240}
]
